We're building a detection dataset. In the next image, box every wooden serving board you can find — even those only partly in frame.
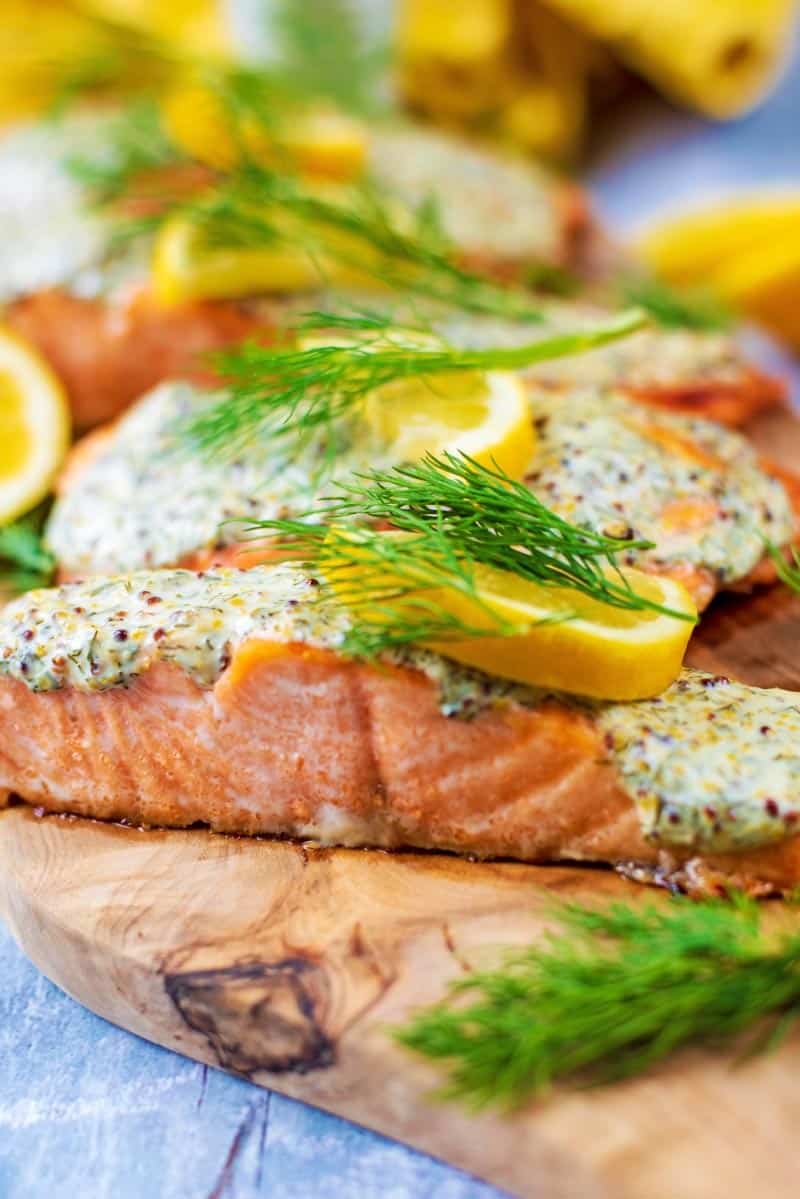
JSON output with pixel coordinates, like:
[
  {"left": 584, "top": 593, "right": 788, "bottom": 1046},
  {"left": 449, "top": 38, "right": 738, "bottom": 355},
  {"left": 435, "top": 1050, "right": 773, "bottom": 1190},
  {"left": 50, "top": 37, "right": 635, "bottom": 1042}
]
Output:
[{"left": 2, "top": 408, "right": 800, "bottom": 1199}]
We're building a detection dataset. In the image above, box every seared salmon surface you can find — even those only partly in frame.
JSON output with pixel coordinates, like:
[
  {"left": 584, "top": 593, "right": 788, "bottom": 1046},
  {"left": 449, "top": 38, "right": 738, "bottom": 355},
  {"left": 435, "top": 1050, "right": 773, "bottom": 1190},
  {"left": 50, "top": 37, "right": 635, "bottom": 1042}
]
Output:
[{"left": 1, "top": 564, "right": 799, "bottom": 896}]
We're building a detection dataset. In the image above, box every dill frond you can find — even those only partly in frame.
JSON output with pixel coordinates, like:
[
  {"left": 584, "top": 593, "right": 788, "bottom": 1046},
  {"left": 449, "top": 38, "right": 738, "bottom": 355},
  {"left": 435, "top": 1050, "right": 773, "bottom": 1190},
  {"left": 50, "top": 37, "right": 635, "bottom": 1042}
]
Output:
[
  {"left": 269, "top": 0, "right": 388, "bottom": 116},
  {"left": 238, "top": 452, "right": 693, "bottom": 657},
  {"left": 620, "top": 275, "right": 733, "bottom": 332},
  {"left": 397, "top": 894, "right": 800, "bottom": 1109},
  {"left": 767, "top": 542, "right": 800, "bottom": 595},
  {"left": 177, "top": 163, "right": 552, "bottom": 322},
  {"left": 184, "top": 307, "right": 645, "bottom": 458},
  {"left": 65, "top": 97, "right": 184, "bottom": 206}
]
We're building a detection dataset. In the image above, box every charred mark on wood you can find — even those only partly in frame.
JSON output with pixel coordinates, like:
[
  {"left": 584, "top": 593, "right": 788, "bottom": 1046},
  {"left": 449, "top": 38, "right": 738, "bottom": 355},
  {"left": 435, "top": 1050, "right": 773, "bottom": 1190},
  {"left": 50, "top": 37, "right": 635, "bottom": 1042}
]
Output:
[{"left": 165, "top": 956, "right": 335, "bottom": 1078}]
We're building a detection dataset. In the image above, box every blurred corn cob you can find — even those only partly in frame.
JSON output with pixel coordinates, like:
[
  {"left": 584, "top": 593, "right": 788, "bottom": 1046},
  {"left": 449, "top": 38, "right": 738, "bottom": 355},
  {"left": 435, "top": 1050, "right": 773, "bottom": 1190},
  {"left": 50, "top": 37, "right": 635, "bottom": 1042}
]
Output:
[
  {"left": 397, "top": 0, "right": 620, "bottom": 161},
  {"left": 543, "top": 0, "right": 796, "bottom": 118},
  {"left": 397, "top": 0, "right": 797, "bottom": 161}
]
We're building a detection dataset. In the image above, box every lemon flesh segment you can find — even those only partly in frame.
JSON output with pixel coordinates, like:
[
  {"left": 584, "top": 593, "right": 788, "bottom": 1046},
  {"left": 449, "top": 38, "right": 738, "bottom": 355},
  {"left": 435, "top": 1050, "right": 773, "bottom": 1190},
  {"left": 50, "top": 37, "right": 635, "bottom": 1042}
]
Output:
[
  {"left": 0, "top": 327, "right": 70, "bottom": 523},
  {"left": 163, "top": 83, "right": 367, "bottom": 181},
  {"left": 426, "top": 563, "right": 696, "bottom": 700},
  {"left": 152, "top": 195, "right": 392, "bottom": 306},
  {"left": 365, "top": 369, "right": 536, "bottom": 479}
]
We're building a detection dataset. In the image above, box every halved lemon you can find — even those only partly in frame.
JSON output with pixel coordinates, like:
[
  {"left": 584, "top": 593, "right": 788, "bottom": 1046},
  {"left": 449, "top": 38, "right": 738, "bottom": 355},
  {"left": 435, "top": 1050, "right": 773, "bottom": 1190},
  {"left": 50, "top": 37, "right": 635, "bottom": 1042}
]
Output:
[
  {"left": 0, "top": 327, "right": 70, "bottom": 523},
  {"left": 162, "top": 82, "right": 367, "bottom": 181},
  {"left": 329, "top": 539, "right": 696, "bottom": 700},
  {"left": 298, "top": 328, "right": 536, "bottom": 478}
]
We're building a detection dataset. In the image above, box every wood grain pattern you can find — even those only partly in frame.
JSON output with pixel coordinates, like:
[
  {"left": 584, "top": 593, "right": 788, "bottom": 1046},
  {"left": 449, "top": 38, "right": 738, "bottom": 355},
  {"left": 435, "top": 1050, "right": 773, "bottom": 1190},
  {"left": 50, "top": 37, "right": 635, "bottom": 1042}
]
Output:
[{"left": 1, "top": 407, "right": 800, "bottom": 1199}]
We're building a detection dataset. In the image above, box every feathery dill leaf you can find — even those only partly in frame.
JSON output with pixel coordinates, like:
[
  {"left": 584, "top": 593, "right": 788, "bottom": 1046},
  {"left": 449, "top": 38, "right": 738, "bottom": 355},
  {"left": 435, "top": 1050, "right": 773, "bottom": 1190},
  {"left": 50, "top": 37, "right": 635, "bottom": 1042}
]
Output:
[
  {"left": 0, "top": 510, "right": 55, "bottom": 595},
  {"left": 620, "top": 275, "right": 732, "bottom": 331},
  {"left": 767, "top": 542, "right": 800, "bottom": 595},
  {"left": 396, "top": 894, "right": 800, "bottom": 1109},
  {"left": 184, "top": 308, "right": 645, "bottom": 457},
  {"left": 173, "top": 163, "right": 551, "bottom": 323},
  {"left": 65, "top": 98, "right": 184, "bottom": 206},
  {"left": 237, "top": 452, "right": 692, "bottom": 657}
]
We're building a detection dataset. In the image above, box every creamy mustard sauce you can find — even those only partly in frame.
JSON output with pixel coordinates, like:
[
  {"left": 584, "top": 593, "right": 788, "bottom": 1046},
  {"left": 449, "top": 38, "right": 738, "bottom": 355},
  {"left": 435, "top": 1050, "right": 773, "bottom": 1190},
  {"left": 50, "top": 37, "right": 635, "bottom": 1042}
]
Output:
[
  {"left": 0, "top": 112, "right": 148, "bottom": 303},
  {"left": 47, "top": 378, "right": 794, "bottom": 584},
  {"left": 599, "top": 671, "right": 800, "bottom": 852},
  {"left": 368, "top": 125, "right": 561, "bottom": 262},
  {"left": 46, "top": 380, "right": 400, "bottom": 575},
  {"left": 2, "top": 566, "right": 798, "bottom": 854},
  {"left": 525, "top": 388, "right": 793, "bottom": 583}
]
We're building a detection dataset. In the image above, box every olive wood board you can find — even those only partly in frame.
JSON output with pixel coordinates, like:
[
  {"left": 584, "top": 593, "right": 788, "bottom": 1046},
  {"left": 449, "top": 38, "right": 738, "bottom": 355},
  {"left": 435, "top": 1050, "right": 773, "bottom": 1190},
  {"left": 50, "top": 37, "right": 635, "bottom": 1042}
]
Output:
[{"left": 2, "top": 406, "right": 800, "bottom": 1199}]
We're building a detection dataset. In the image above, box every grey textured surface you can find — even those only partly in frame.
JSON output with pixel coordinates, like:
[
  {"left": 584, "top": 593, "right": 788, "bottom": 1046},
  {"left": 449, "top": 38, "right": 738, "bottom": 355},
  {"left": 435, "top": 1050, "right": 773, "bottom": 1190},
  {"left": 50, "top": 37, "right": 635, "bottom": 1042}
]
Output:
[{"left": 0, "top": 926, "right": 501, "bottom": 1199}]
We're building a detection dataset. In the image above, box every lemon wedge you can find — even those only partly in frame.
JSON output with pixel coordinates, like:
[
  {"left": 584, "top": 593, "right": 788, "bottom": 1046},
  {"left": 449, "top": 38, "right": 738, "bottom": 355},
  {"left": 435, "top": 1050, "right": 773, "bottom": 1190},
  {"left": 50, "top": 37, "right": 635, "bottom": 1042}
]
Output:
[
  {"left": 0, "top": 327, "right": 70, "bottom": 523},
  {"left": 163, "top": 82, "right": 367, "bottom": 181},
  {"left": 329, "top": 536, "right": 695, "bottom": 700},
  {"left": 297, "top": 328, "right": 536, "bottom": 478},
  {"left": 638, "top": 194, "right": 800, "bottom": 348},
  {"left": 639, "top": 196, "right": 800, "bottom": 284}
]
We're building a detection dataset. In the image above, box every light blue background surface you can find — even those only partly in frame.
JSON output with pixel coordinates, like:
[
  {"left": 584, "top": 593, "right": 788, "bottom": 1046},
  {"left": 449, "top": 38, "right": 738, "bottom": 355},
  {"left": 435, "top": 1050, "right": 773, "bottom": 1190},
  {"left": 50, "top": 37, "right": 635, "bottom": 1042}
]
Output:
[{"left": 2, "top": 45, "right": 799, "bottom": 1199}]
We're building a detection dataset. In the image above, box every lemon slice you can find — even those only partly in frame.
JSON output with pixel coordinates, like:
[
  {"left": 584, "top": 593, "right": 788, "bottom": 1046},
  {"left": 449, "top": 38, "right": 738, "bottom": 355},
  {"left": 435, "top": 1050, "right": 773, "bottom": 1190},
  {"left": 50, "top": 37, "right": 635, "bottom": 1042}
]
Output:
[
  {"left": 0, "top": 327, "right": 70, "bottom": 523},
  {"left": 425, "top": 562, "right": 696, "bottom": 700},
  {"left": 163, "top": 82, "right": 367, "bottom": 181},
  {"left": 365, "top": 370, "right": 535, "bottom": 478},
  {"left": 152, "top": 211, "right": 326, "bottom": 305},
  {"left": 329, "top": 536, "right": 695, "bottom": 700},
  {"left": 298, "top": 328, "right": 536, "bottom": 478},
  {"left": 638, "top": 194, "right": 800, "bottom": 347}
]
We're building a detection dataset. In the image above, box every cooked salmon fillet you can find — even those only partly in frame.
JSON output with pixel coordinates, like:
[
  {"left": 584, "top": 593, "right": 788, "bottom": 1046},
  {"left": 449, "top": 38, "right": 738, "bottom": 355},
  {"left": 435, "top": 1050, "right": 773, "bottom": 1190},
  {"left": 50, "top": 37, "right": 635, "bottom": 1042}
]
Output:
[
  {"left": 5, "top": 288, "right": 273, "bottom": 431},
  {"left": 1, "top": 565, "right": 798, "bottom": 896}
]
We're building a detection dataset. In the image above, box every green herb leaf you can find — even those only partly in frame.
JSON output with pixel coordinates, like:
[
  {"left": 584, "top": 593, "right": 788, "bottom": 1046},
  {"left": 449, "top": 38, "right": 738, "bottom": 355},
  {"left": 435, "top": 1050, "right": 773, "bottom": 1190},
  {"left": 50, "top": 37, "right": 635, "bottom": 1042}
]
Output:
[
  {"left": 183, "top": 307, "right": 645, "bottom": 458},
  {"left": 397, "top": 895, "right": 800, "bottom": 1109},
  {"left": 0, "top": 509, "right": 55, "bottom": 595}
]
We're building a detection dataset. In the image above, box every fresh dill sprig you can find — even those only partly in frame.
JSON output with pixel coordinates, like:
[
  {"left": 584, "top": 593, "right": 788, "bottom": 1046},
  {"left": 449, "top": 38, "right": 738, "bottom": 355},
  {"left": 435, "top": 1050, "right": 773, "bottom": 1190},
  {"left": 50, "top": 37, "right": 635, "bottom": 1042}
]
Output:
[
  {"left": 0, "top": 510, "right": 55, "bottom": 595},
  {"left": 397, "top": 894, "right": 800, "bottom": 1109},
  {"left": 620, "top": 275, "right": 733, "bottom": 332},
  {"left": 237, "top": 452, "right": 693, "bottom": 657},
  {"left": 174, "top": 163, "right": 552, "bottom": 323},
  {"left": 65, "top": 97, "right": 184, "bottom": 206},
  {"left": 184, "top": 307, "right": 645, "bottom": 457},
  {"left": 767, "top": 542, "right": 800, "bottom": 595}
]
